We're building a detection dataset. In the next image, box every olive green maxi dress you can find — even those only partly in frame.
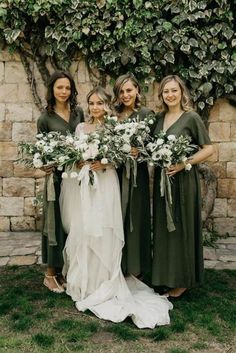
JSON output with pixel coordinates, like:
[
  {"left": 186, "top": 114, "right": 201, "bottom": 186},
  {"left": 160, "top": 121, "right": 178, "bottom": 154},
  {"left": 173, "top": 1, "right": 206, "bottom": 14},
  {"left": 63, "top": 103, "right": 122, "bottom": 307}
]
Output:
[
  {"left": 37, "top": 108, "right": 84, "bottom": 269},
  {"left": 152, "top": 111, "right": 211, "bottom": 288},
  {"left": 118, "top": 107, "right": 153, "bottom": 278}
]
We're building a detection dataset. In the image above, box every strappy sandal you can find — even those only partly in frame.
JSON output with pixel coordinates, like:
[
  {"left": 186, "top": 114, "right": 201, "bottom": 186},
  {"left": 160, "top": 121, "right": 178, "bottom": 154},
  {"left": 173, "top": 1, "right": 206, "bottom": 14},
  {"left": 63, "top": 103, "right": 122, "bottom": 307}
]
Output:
[{"left": 43, "top": 273, "right": 64, "bottom": 293}]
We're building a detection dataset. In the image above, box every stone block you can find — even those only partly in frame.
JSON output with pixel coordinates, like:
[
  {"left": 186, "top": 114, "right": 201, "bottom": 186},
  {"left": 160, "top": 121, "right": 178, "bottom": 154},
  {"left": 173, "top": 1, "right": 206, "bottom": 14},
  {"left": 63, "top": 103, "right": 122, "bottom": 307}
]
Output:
[
  {"left": 230, "top": 122, "right": 236, "bottom": 141},
  {"left": 217, "top": 179, "right": 236, "bottom": 198},
  {"left": 218, "top": 98, "right": 236, "bottom": 122},
  {"left": 8, "top": 255, "right": 37, "bottom": 266},
  {"left": 12, "top": 122, "right": 37, "bottom": 142},
  {"left": 211, "top": 198, "right": 227, "bottom": 218},
  {"left": 5, "top": 62, "right": 28, "bottom": 83},
  {"left": 227, "top": 162, "right": 236, "bottom": 178},
  {"left": 24, "top": 197, "right": 36, "bottom": 216},
  {"left": 77, "top": 59, "right": 89, "bottom": 83},
  {"left": 0, "top": 142, "right": 18, "bottom": 161},
  {"left": 13, "top": 163, "right": 45, "bottom": 178},
  {"left": 0, "top": 49, "right": 20, "bottom": 61},
  {"left": 17, "top": 83, "right": 34, "bottom": 103},
  {"left": 11, "top": 246, "right": 39, "bottom": 256},
  {"left": 0, "top": 160, "right": 14, "bottom": 177},
  {"left": 0, "top": 84, "right": 18, "bottom": 103},
  {"left": 219, "top": 142, "right": 236, "bottom": 161},
  {"left": 208, "top": 100, "right": 220, "bottom": 122},
  {"left": 213, "top": 217, "right": 236, "bottom": 236},
  {"left": 0, "top": 216, "right": 10, "bottom": 231},
  {"left": 3, "top": 177, "right": 35, "bottom": 197},
  {"left": 10, "top": 216, "right": 35, "bottom": 231},
  {"left": 0, "top": 178, "right": 2, "bottom": 195},
  {"left": 0, "top": 257, "right": 9, "bottom": 266},
  {"left": 0, "top": 121, "right": 12, "bottom": 141},
  {"left": 5, "top": 103, "right": 33, "bottom": 122},
  {"left": 228, "top": 199, "right": 236, "bottom": 218},
  {"left": 208, "top": 122, "right": 230, "bottom": 142},
  {"left": 0, "top": 103, "right": 5, "bottom": 121},
  {"left": 203, "top": 247, "right": 217, "bottom": 261},
  {"left": 0, "top": 62, "right": 4, "bottom": 82},
  {"left": 207, "top": 162, "right": 226, "bottom": 178},
  {"left": 0, "top": 197, "right": 24, "bottom": 216},
  {"left": 32, "top": 106, "right": 42, "bottom": 122},
  {"left": 217, "top": 237, "right": 236, "bottom": 244},
  {"left": 204, "top": 260, "right": 219, "bottom": 269}
]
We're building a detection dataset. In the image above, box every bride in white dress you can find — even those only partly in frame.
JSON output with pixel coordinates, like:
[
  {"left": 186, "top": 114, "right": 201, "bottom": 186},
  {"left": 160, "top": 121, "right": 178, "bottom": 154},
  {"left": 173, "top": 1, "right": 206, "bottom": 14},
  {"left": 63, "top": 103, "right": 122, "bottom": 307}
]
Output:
[{"left": 60, "top": 86, "right": 172, "bottom": 329}]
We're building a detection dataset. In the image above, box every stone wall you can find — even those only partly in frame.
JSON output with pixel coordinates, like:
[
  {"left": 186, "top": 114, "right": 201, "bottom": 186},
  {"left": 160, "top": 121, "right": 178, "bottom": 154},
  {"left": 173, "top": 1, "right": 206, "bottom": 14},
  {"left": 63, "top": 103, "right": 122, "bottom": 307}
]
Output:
[{"left": 0, "top": 49, "right": 236, "bottom": 239}]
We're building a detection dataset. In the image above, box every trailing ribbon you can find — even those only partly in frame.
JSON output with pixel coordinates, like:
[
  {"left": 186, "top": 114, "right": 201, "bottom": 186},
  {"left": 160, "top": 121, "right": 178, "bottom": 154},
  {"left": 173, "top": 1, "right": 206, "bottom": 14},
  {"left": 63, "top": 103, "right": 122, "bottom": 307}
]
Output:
[
  {"left": 42, "top": 172, "right": 57, "bottom": 246},
  {"left": 160, "top": 169, "right": 176, "bottom": 232}
]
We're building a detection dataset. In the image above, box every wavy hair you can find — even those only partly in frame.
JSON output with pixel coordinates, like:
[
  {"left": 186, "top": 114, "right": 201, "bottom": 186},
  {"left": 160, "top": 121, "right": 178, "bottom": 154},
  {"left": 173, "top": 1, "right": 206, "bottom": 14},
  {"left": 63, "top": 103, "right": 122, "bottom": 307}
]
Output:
[
  {"left": 112, "top": 73, "right": 143, "bottom": 113},
  {"left": 156, "top": 75, "right": 193, "bottom": 113},
  {"left": 45, "top": 70, "right": 78, "bottom": 114},
  {"left": 87, "top": 86, "right": 112, "bottom": 121}
]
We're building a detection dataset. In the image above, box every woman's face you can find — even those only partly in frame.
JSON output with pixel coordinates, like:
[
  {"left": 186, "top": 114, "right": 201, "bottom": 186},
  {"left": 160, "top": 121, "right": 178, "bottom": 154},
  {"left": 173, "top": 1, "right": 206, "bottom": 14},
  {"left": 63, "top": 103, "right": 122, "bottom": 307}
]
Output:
[
  {"left": 162, "top": 80, "right": 182, "bottom": 110},
  {"left": 88, "top": 93, "right": 106, "bottom": 120},
  {"left": 118, "top": 80, "right": 139, "bottom": 109},
  {"left": 53, "top": 78, "right": 71, "bottom": 104}
]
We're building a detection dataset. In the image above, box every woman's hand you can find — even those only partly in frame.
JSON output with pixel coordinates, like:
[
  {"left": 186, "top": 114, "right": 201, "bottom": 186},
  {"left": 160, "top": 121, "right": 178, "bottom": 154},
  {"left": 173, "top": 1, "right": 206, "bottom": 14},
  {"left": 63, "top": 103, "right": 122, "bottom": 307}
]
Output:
[
  {"left": 40, "top": 165, "right": 55, "bottom": 175},
  {"left": 130, "top": 147, "right": 139, "bottom": 158},
  {"left": 166, "top": 163, "right": 185, "bottom": 176},
  {"left": 90, "top": 161, "right": 107, "bottom": 171}
]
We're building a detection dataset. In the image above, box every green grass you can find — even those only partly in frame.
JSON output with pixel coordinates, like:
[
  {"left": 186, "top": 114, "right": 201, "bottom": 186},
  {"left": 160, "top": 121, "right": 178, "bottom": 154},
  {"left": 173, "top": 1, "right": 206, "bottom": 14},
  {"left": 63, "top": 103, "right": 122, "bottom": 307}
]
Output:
[{"left": 0, "top": 265, "right": 235, "bottom": 353}]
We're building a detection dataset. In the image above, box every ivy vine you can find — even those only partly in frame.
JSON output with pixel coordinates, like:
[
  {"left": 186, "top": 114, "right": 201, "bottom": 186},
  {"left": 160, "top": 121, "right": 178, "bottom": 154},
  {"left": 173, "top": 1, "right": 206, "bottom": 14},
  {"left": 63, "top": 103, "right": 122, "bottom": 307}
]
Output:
[{"left": 0, "top": 0, "right": 235, "bottom": 117}]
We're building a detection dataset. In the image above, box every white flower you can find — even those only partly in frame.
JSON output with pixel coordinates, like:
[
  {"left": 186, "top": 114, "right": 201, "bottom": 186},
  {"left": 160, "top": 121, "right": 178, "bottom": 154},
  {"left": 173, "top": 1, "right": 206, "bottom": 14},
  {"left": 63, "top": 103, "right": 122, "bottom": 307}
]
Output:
[
  {"left": 185, "top": 163, "right": 192, "bottom": 171},
  {"left": 33, "top": 158, "right": 43, "bottom": 168},
  {"left": 70, "top": 172, "right": 78, "bottom": 178},
  {"left": 156, "top": 138, "right": 164, "bottom": 146},
  {"left": 108, "top": 116, "right": 118, "bottom": 121},
  {"left": 65, "top": 136, "right": 74, "bottom": 144},
  {"left": 122, "top": 143, "right": 131, "bottom": 153},
  {"left": 149, "top": 119, "right": 154, "bottom": 124},
  {"left": 35, "top": 140, "right": 46, "bottom": 147},
  {"left": 167, "top": 134, "right": 176, "bottom": 141},
  {"left": 62, "top": 172, "right": 68, "bottom": 179},
  {"left": 101, "top": 158, "right": 108, "bottom": 164},
  {"left": 58, "top": 156, "right": 69, "bottom": 163},
  {"left": 36, "top": 133, "right": 43, "bottom": 138},
  {"left": 57, "top": 166, "right": 63, "bottom": 171}
]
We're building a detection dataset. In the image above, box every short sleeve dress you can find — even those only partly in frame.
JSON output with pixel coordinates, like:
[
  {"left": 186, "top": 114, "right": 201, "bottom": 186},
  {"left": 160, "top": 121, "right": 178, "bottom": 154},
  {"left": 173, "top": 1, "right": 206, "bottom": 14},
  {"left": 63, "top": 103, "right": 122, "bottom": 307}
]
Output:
[
  {"left": 152, "top": 111, "right": 211, "bottom": 288},
  {"left": 117, "top": 106, "right": 153, "bottom": 278},
  {"left": 37, "top": 107, "right": 84, "bottom": 269}
]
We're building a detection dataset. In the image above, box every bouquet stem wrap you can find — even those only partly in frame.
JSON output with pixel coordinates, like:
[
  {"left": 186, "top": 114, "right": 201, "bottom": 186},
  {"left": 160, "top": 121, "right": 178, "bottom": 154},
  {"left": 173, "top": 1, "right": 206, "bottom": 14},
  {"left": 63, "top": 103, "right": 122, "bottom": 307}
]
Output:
[{"left": 160, "top": 169, "right": 176, "bottom": 232}]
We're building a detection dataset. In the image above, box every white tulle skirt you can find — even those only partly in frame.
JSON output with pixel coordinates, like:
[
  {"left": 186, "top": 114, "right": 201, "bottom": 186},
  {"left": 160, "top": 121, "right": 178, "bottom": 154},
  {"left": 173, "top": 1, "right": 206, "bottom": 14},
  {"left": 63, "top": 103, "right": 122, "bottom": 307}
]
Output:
[{"left": 60, "top": 165, "right": 172, "bottom": 329}]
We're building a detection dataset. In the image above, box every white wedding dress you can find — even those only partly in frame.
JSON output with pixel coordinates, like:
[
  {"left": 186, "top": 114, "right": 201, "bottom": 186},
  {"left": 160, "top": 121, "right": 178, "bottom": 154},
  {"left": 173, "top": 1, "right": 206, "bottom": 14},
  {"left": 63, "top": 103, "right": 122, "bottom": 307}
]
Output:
[{"left": 59, "top": 123, "right": 173, "bottom": 329}]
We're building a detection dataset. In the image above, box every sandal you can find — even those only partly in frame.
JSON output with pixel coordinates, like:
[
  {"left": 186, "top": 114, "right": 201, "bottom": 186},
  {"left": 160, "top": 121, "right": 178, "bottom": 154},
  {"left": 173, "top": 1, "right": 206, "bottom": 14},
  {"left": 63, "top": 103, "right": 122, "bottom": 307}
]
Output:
[{"left": 43, "top": 273, "right": 64, "bottom": 293}]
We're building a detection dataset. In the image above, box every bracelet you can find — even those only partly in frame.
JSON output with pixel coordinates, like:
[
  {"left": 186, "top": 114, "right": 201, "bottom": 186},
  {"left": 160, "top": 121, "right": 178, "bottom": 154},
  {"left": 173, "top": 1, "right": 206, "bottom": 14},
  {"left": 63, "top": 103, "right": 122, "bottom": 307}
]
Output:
[{"left": 183, "top": 159, "right": 192, "bottom": 171}]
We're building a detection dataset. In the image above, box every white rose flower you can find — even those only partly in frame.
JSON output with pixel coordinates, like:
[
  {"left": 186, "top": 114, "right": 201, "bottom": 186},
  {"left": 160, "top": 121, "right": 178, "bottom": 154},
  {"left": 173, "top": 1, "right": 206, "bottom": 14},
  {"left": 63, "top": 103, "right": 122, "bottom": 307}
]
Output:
[
  {"left": 62, "top": 172, "right": 68, "bottom": 179},
  {"left": 57, "top": 166, "right": 63, "bottom": 171},
  {"left": 70, "top": 172, "right": 78, "bottom": 178},
  {"left": 122, "top": 143, "right": 131, "bottom": 153},
  {"left": 101, "top": 158, "right": 108, "bottom": 165},
  {"left": 36, "top": 133, "right": 43, "bottom": 138},
  {"left": 33, "top": 158, "right": 43, "bottom": 168},
  {"left": 156, "top": 138, "right": 164, "bottom": 146},
  {"left": 185, "top": 163, "right": 192, "bottom": 171},
  {"left": 167, "top": 134, "right": 176, "bottom": 141},
  {"left": 149, "top": 119, "right": 154, "bottom": 124}
]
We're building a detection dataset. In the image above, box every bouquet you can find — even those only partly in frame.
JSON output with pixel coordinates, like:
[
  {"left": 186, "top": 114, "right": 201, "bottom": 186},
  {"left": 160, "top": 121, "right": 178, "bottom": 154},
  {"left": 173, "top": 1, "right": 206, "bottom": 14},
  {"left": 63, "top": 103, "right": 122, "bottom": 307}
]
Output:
[{"left": 146, "top": 131, "right": 197, "bottom": 232}]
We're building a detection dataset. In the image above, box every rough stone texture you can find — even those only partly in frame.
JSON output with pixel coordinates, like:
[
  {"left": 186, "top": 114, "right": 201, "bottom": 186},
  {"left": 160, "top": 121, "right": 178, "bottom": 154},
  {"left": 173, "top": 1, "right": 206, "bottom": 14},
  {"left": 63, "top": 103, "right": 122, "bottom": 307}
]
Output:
[
  {"left": 227, "top": 162, "right": 236, "bottom": 178},
  {"left": 0, "top": 142, "right": 18, "bottom": 161},
  {"left": 0, "top": 103, "right": 5, "bottom": 121},
  {"left": 14, "top": 164, "right": 45, "bottom": 178},
  {"left": 0, "top": 160, "right": 14, "bottom": 177},
  {"left": 3, "top": 177, "right": 35, "bottom": 197},
  {"left": 211, "top": 198, "right": 227, "bottom": 218},
  {"left": 217, "top": 179, "right": 236, "bottom": 199},
  {"left": 10, "top": 216, "right": 35, "bottom": 231},
  {"left": 8, "top": 255, "right": 37, "bottom": 266},
  {"left": 209, "top": 122, "right": 231, "bottom": 142},
  {"left": 218, "top": 142, "right": 236, "bottom": 162},
  {"left": 24, "top": 197, "right": 36, "bottom": 216},
  {"left": 5, "top": 62, "right": 28, "bottom": 83},
  {"left": 0, "top": 197, "right": 24, "bottom": 216},
  {"left": 0, "top": 83, "right": 18, "bottom": 103},
  {"left": 0, "top": 122, "right": 12, "bottom": 141},
  {"left": 5, "top": 103, "right": 33, "bottom": 122},
  {"left": 0, "top": 61, "right": 4, "bottom": 82},
  {"left": 228, "top": 199, "right": 236, "bottom": 218},
  {"left": 213, "top": 218, "right": 236, "bottom": 236},
  {"left": 0, "top": 216, "right": 10, "bottom": 231},
  {"left": 203, "top": 247, "right": 217, "bottom": 261},
  {"left": 207, "top": 162, "right": 226, "bottom": 178},
  {"left": 0, "top": 257, "right": 9, "bottom": 266},
  {"left": 231, "top": 123, "right": 236, "bottom": 141},
  {"left": 12, "top": 122, "right": 37, "bottom": 142}
]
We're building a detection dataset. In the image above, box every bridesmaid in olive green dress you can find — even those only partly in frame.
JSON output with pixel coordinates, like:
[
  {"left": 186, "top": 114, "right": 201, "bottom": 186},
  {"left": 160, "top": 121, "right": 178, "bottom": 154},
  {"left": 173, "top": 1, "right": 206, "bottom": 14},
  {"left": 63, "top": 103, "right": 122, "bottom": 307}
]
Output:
[
  {"left": 113, "top": 73, "right": 153, "bottom": 280},
  {"left": 152, "top": 75, "right": 214, "bottom": 298},
  {"left": 37, "top": 71, "right": 84, "bottom": 293}
]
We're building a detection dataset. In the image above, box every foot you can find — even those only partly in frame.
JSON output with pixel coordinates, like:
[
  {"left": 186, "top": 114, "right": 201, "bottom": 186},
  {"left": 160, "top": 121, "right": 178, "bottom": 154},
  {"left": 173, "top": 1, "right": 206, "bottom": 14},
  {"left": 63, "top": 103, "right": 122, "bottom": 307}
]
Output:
[
  {"left": 168, "top": 287, "right": 187, "bottom": 298},
  {"left": 56, "top": 273, "right": 67, "bottom": 289},
  {"left": 43, "top": 274, "right": 64, "bottom": 293}
]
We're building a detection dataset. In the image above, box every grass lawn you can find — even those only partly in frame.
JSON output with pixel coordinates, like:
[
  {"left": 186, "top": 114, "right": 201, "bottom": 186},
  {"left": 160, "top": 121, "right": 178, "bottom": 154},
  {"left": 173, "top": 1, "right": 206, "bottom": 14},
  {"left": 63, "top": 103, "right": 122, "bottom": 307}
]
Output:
[{"left": 0, "top": 266, "right": 235, "bottom": 353}]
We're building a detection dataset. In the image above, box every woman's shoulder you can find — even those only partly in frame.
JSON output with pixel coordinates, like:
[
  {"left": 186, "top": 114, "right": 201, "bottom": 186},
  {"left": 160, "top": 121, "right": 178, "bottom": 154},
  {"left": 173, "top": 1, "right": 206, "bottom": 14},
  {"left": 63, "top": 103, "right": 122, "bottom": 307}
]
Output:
[
  {"left": 184, "top": 110, "right": 204, "bottom": 125},
  {"left": 38, "top": 109, "right": 50, "bottom": 121},
  {"left": 139, "top": 106, "right": 154, "bottom": 115}
]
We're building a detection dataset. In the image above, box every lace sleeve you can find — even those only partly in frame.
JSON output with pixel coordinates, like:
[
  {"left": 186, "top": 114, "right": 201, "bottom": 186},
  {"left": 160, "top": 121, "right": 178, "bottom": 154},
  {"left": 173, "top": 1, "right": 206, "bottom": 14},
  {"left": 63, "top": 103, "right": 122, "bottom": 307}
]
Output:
[{"left": 75, "top": 122, "right": 85, "bottom": 137}]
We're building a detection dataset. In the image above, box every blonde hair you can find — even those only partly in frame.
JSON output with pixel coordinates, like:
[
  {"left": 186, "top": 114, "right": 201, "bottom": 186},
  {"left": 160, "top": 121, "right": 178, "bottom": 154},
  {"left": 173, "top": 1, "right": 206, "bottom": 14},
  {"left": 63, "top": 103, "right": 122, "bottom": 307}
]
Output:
[
  {"left": 156, "top": 75, "right": 193, "bottom": 112},
  {"left": 112, "top": 73, "right": 143, "bottom": 113},
  {"left": 87, "top": 86, "right": 112, "bottom": 120}
]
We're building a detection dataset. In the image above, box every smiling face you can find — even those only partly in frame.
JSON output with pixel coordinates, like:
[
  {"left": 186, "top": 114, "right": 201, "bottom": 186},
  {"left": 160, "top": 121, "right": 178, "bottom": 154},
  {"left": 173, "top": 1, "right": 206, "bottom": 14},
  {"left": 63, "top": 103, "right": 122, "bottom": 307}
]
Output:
[
  {"left": 88, "top": 93, "right": 106, "bottom": 121},
  {"left": 162, "top": 79, "right": 182, "bottom": 110},
  {"left": 53, "top": 77, "right": 71, "bottom": 104},
  {"left": 118, "top": 79, "right": 139, "bottom": 109}
]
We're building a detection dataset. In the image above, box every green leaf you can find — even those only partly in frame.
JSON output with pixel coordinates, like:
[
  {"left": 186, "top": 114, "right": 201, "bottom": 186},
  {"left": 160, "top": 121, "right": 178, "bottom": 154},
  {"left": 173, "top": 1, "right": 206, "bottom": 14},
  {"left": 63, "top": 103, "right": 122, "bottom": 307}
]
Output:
[{"left": 164, "top": 52, "right": 175, "bottom": 64}]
